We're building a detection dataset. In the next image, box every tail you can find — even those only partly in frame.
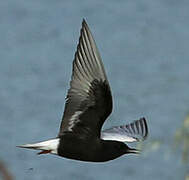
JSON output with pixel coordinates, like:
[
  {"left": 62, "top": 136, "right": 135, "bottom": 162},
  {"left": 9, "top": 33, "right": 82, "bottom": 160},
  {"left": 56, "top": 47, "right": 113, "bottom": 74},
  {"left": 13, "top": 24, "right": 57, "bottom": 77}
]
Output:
[{"left": 17, "top": 138, "right": 60, "bottom": 155}]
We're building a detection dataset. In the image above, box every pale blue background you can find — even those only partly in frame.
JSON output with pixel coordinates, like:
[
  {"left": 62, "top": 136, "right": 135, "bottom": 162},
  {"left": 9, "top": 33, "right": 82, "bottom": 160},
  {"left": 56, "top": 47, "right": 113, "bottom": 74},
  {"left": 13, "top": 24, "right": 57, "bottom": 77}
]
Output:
[{"left": 0, "top": 0, "right": 189, "bottom": 179}]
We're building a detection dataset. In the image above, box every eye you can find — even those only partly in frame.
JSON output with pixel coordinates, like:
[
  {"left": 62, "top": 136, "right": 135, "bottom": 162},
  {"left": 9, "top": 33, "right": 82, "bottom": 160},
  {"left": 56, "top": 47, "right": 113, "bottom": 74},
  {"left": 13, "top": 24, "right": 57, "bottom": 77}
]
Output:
[
  {"left": 120, "top": 143, "right": 125, "bottom": 149},
  {"left": 116, "top": 143, "right": 125, "bottom": 150}
]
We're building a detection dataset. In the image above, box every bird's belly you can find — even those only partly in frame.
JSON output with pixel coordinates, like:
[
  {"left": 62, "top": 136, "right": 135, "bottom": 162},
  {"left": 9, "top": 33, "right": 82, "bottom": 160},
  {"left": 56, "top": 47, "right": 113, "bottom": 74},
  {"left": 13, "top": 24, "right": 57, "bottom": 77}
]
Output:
[
  {"left": 59, "top": 143, "right": 98, "bottom": 162},
  {"left": 58, "top": 135, "right": 104, "bottom": 162}
]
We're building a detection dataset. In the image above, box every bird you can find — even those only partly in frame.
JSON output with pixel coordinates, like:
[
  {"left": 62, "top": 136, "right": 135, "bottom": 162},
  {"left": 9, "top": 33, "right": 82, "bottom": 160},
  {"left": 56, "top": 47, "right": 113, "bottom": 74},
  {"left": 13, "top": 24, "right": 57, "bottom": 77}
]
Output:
[{"left": 17, "top": 19, "right": 148, "bottom": 162}]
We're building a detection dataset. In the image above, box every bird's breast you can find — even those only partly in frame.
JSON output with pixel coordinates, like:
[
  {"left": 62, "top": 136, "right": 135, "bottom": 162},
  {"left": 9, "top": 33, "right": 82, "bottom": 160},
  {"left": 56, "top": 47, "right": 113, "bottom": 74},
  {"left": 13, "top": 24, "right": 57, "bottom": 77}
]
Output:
[{"left": 58, "top": 133, "right": 102, "bottom": 162}]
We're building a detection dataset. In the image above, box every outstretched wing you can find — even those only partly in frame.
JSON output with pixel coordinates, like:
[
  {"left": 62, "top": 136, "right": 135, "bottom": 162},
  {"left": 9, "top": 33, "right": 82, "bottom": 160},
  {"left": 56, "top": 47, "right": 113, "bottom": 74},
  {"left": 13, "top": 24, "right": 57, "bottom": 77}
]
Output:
[
  {"left": 101, "top": 118, "right": 148, "bottom": 142},
  {"left": 58, "top": 19, "right": 112, "bottom": 137}
]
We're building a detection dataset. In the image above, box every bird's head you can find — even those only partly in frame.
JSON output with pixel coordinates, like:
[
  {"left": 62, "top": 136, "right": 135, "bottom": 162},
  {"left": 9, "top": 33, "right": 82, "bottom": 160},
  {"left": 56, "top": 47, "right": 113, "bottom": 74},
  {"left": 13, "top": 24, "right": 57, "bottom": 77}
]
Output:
[
  {"left": 101, "top": 140, "right": 140, "bottom": 161},
  {"left": 111, "top": 141, "right": 140, "bottom": 155}
]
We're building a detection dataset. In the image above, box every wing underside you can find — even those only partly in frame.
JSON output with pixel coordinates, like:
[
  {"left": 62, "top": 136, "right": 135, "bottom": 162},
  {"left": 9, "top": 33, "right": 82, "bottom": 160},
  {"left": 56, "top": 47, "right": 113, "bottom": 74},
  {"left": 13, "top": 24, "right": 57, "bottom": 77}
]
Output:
[{"left": 101, "top": 118, "right": 148, "bottom": 142}]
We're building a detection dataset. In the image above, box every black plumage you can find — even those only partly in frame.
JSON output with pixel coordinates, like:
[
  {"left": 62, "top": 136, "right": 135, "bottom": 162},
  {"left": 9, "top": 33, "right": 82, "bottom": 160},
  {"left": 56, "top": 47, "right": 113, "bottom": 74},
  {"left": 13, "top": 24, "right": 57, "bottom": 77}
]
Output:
[{"left": 18, "top": 19, "right": 148, "bottom": 162}]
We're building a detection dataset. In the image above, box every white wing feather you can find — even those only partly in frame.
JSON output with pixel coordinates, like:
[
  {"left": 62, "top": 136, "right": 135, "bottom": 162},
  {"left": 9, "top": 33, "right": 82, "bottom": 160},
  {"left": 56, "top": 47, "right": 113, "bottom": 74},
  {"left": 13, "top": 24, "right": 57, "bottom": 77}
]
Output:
[{"left": 101, "top": 118, "right": 148, "bottom": 143}]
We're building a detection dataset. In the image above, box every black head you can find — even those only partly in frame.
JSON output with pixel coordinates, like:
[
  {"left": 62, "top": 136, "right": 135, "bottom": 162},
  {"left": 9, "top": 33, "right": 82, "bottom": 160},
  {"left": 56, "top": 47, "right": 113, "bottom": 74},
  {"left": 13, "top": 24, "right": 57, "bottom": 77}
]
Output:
[
  {"left": 100, "top": 140, "right": 140, "bottom": 162},
  {"left": 112, "top": 141, "right": 139, "bottom": 154}
]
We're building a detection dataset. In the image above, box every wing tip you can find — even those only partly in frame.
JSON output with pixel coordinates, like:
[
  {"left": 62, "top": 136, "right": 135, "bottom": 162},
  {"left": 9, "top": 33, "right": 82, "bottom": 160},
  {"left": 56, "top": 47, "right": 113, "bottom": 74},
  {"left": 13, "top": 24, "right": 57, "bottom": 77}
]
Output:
[
  {"left": 139, "top": 117, "right": 149, "bottom": 140},
  {"left": 82, "top": 18, "right": 88, "bottom": 28}
]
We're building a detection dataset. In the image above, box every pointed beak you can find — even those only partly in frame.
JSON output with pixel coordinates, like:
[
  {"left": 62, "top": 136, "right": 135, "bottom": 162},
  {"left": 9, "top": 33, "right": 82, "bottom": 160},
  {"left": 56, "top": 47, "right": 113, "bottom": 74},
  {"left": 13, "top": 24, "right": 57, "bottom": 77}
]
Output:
[{"left": 127, "top": 148, "right": 140, "bottom": 154}]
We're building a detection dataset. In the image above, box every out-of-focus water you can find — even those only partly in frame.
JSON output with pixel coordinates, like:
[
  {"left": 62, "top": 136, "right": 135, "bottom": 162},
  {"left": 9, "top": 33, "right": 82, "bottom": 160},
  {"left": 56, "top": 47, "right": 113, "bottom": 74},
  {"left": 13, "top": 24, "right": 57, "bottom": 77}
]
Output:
[{"left": 0, "top": 0, "right": 189, "bottom": 179}]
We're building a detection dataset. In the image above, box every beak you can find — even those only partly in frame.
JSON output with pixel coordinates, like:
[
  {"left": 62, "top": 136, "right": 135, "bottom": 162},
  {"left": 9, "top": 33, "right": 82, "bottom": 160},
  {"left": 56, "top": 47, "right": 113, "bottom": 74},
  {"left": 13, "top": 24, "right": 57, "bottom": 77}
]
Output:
[{"left": 127, "top": 147, "right": 140, "bottom": 154}]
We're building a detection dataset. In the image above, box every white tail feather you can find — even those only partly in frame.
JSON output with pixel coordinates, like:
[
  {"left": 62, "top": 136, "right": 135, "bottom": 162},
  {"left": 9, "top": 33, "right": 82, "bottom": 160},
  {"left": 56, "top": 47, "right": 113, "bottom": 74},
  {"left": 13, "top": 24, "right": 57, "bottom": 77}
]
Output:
[{"left": 17, "top": 138, "right": 60, "bottom": 155}]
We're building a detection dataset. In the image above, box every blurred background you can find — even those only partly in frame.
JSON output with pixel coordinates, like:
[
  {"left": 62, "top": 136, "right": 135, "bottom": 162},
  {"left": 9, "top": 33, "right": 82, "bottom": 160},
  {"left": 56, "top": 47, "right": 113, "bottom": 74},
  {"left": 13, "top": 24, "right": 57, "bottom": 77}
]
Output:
[{"left": 0, "top": 0, "right": 189, "bottom": 179}]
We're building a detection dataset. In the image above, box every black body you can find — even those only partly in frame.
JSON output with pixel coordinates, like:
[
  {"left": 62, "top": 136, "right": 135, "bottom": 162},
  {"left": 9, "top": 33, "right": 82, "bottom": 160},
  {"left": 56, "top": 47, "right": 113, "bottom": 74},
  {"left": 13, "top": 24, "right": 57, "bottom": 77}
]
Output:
[{"left": 58, "top": 132, "right": 132, "bottom": 162}]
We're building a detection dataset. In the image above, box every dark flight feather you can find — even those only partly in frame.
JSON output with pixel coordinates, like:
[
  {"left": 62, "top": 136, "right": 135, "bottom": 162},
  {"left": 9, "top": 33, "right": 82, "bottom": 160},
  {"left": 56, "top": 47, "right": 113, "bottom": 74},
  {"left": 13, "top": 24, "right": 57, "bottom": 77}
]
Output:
[{"left": 58, "top": 20, "right": 112, "bottom": 137}]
